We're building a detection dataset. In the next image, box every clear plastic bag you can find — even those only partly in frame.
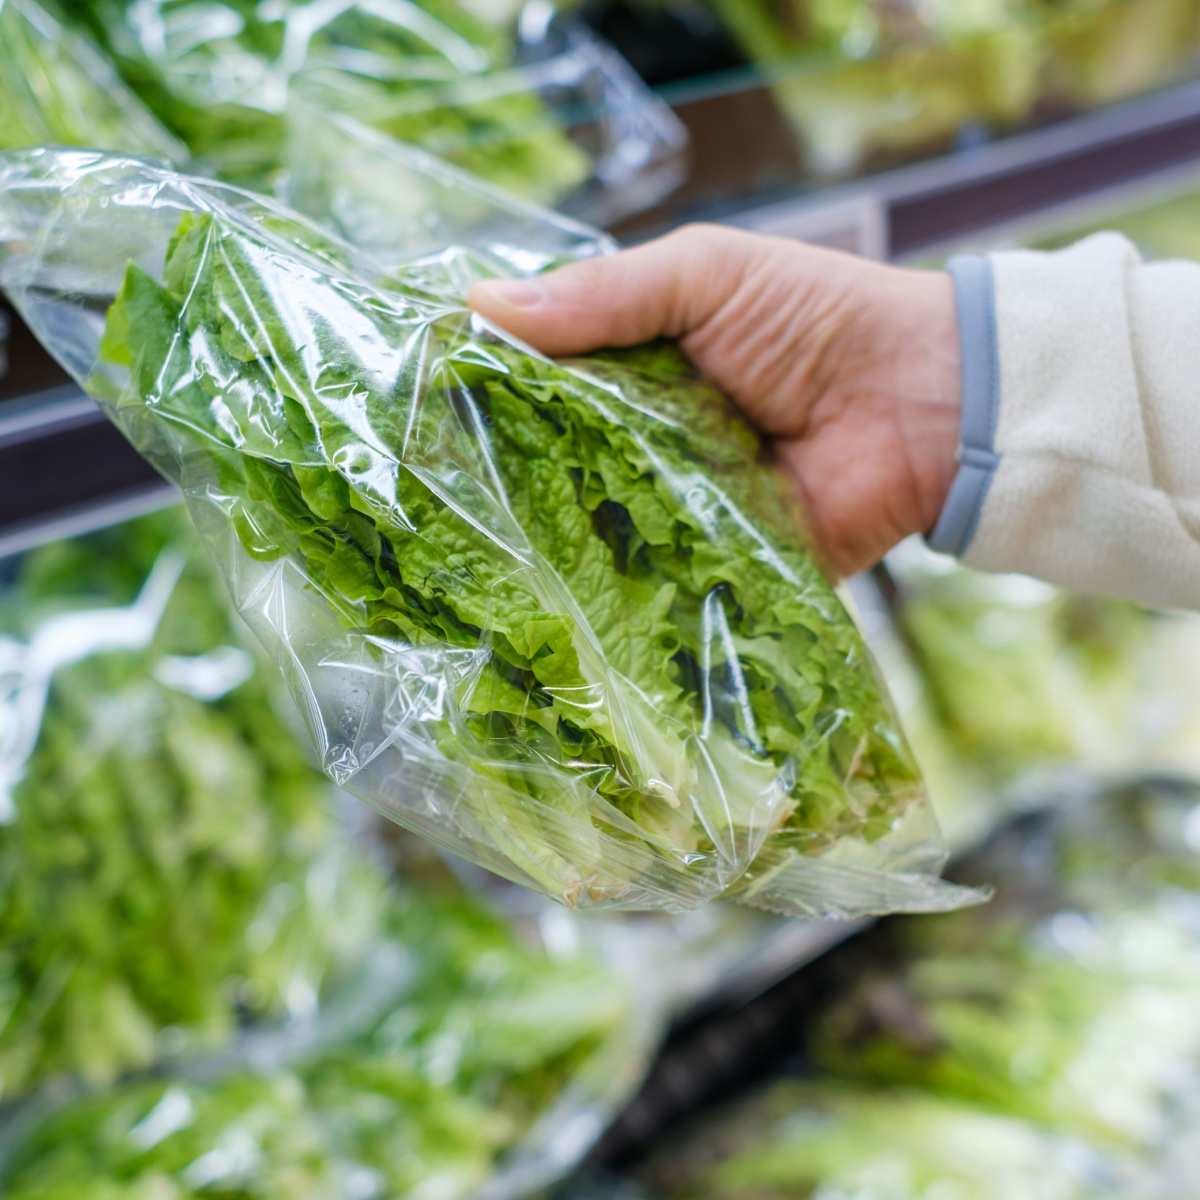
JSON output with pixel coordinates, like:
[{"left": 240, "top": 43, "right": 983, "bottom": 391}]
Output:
[
  {"left": 289, "top": 23, "right": 688, "bottom": 224},
  {"left": 0, "top": 510, "right": 661, "bottom": 1199},
  {"left": 0, "top": 146, "right": 980, "bottom": 918},
  {"left": 0, "top": 0, "right": 183, "bottom": 158},
  {"left": 58, "top": 0, "right": 686, "bottom": 213}
]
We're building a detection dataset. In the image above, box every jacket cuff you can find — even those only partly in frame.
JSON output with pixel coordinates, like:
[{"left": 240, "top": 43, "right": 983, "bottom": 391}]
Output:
[{"left": 927, "top": 255, "right": 1000, "bottom": 557}]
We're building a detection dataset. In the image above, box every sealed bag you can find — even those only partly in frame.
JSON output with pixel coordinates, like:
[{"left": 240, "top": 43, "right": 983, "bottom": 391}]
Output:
[{"left": 0, "top": 147, "right": 978, "bottom": 917}]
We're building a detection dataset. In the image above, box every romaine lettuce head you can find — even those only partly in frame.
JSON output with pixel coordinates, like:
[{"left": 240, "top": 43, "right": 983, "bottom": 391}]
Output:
[{"left": 0, "top": 148, "right": 975, "bottom": 920}]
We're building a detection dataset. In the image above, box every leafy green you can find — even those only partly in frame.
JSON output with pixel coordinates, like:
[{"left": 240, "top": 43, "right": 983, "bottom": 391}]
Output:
[
  {"left": 887, "top": 551, "right": 1154, "bottom": 786},
  {"left": 57, "top": 0, "right": 591, "bottom": 197},
  {"left": 0, "top": 880, "right": 628, "bottom": 1200},
  {"left": 0, "top": 512, "right": 625, "bottom": 1110},
  {"left": 87, "top": 204, "right": 924, "bottom": 913},
  {"left": 633, "top": 787, "right": 1200, "bottom": 1200},
  {"left": 811, "top": 790, "right": 1200, "bottom": 1150},
  {"left": 637, "top": 1080, "right": 1136, "bottom": 1200},
  {"left": 0, "top": 0, "right": 179, "bottom": 157},
  {"left": 0, "top": 511, "right": 631, "bottom": 1194},
  {"left": 0, "top": 511, "right": 369, "bottom": 1098},
  {"left": 704, "top": 0, "right": 1200, "bottom": 180}
]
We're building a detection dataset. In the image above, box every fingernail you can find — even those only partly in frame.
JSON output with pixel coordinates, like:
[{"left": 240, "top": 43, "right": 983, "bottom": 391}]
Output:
[{"left": 479, "top": 278, "right": 544, "bottom": 308}]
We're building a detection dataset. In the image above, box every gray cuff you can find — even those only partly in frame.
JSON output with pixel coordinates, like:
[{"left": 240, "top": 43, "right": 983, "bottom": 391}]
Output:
[{"left": 927, "top": 254, "right": 1000, "bottom": 557}]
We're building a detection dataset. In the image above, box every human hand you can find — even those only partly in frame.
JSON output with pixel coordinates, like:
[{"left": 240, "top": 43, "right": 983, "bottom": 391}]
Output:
[{"left": 468, "top": 225, "right": 961, "bottom": 578}]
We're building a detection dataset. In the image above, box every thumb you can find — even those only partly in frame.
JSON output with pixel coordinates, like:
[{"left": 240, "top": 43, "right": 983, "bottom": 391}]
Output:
[{"left": 466, "top": 224, "right": 755, "bottom": 356}]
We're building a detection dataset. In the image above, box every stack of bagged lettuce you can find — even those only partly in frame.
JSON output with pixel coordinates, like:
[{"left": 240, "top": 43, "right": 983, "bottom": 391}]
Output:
[
  {"left": 0, "top": 510, "right": 642, "bottom": 1198},
  {"left": 695, "top": 0, "right": 1200, "bottom": 179},
  {"left": 48, "top": 0, "right": 683, "bottom": 211},
  {"left": 632, "top": 782, "right": 1200, "bottom": 1200},
  {"left": 0, "top": 146, "right": 974, "bottom": 920}
]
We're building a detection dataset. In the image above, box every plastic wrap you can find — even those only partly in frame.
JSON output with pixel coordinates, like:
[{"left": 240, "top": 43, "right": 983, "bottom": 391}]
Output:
[
  {"left": 626, "top": 784, "right": 1200, "bottom": 1200},
  {"left": 0, "top": 511, "right": 662, "bottom": 1200},
  {"left": 0, "top": 510, "right": 365, "bottom": 1099},
  {"left": 0, "top": 0, "right": 183, "bottom": 158},
  {"left": 811, "top": 786, "right": 1200, "bottom": 1162},
  {"left": 635, "top": 1080, "right": 1151, "bottom": 1200},
  {"left": 58, "top": 0, "right": 686, "bottom": 213},
  {"left": 0, "top": 147, "right": 981, "bottom": 919},
  {"left": 288, "top": 23, "right": 688, "bottom": 224}
]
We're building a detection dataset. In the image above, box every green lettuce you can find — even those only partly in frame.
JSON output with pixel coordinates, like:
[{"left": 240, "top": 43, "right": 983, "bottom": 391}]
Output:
[
  {"left": 637, "top": 1080, "right": 1138, "bottom": 1200},
  {"left": 0, "top": 0, "right": 180, "bottom": 157},
  {"left": 87, "top": 200, "right": 927, "bottom": 913}
]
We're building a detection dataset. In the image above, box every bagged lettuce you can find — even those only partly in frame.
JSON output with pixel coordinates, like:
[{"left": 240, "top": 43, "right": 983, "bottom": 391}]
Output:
[
  {"left": 0, "top": 147, "right": 976, "bottom": 918},
  {"left": 0, "top": 510, "right": 373, "bottom": 1099},
  {"left": 0, "top": 0, "right": 182, "bottom": 157},
  {"left": 635, "top": 1080, "right": 1148, "bottom": 1200},
  {"left": 0, "top": 511, "right": 653, "bottom": 1198}
]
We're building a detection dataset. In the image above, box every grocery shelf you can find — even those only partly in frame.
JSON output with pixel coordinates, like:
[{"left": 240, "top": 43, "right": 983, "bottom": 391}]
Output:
[
  {"left": 8, "top": 77, "right": 1200, "bottom": 549},
  {"left": 0, "top": 299, "right": 174, "bottom": 557},
  {"left": 655, "top": 76, "right": 1200, "bottom": 260}
]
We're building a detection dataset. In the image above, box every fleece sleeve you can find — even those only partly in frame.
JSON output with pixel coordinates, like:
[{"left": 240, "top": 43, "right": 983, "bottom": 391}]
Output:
[{"left": 928, "top": 231, "right": 1200, "bottom": 612}]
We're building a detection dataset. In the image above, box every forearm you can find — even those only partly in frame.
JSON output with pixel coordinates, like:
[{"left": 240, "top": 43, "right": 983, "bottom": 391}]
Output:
[{"left": 930, "top": 232, "right": 1200, "bottom": 611}]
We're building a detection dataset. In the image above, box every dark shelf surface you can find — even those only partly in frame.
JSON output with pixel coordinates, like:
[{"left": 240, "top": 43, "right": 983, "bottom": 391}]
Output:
[
  {"left": 621, "top": 74, "right": 1200, "bottom": 260},
  {"left": 0, "top": 301, "right": 175, "bottom": 557}
]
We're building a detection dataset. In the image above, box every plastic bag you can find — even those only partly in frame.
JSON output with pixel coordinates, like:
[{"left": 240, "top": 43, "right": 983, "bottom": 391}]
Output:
[
  {"left": 812, "top": 785, "right": 1200, "bottom": 1159},
  {"left": 633, "top": 1079, "right": 1153, "bottom": 1200},
  {"left": 0, "top": 509, "right": 375, "bottom": 1099},
  {"left": 57, "top": 0, "right": 686, "bottom": 213},
  {"left": 0, "top": 146, "right": 979, "bottom": 918},
  {"left": 624, "top": 784, "right": 1200, "bottom": 1200},
  {"left": 0, "top": 0, "right": 183, "bottom": 158},
  {"left": 288, "top": 23, "right": 688, "bottom": 223},
  {"left": 880, "top": 538, "right": 1200, "bottom": 799},
  {"left": 0, "top": 511, "right": 660, "bottom": 1200}
]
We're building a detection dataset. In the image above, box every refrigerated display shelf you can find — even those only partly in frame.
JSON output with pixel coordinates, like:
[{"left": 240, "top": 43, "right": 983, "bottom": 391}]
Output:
[
  {"left": 6, "top": 74, "right": 1200, "bottom": 542},
  {"left": 642, "top": 73, "right": 1200, "bottom": 259}
]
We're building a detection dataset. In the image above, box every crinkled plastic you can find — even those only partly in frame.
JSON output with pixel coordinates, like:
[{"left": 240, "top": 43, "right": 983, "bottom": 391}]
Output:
[
  {"left": 0, "top": 511, "right": 661, "bottom": 1200},
  {"left": 0, "top": 0, "right": 183, "bottom": 158},
  {"left": 58, "top": 0, "right": 687, "bottom": 214},
  {"left": 0, "top": 146, "right": 980, "bottom": 919},
  {"left": 288, "top": 23, "right": 689, "bottom": 224}
]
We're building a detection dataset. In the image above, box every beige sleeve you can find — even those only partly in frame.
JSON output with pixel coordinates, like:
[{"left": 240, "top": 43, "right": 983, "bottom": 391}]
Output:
[{"left": 961, "top": 232, "right": 1200, "bottom": 611}]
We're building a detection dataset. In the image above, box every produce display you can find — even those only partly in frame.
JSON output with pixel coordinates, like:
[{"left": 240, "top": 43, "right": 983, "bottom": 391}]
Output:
[
  {"left": 633, "top": 784, "right": 1200, "bottom": 1199},
  {"left": 696, "top": 0, "right": 1200, "bottom": 178},
  {"left": 0, "top": 147, "right": 980, "bottom": 919},
  {"left": 637, "top": 1082, "right": 1146, "bottom": 1200},
  {"left": 0, "top": 0, "right": 181, "bottom": 157},
  {"left": 875, "top": 539, "right": 1200, "bottom": 814},
  {"left": 0, "top": 510, "right": 353, "bottom": 1095},
  {"left": 48, "top": 0, "right": 681, "bottom": 210},
  {"left": 0, "top": 510, "right": 640, "bottom": 1197}
]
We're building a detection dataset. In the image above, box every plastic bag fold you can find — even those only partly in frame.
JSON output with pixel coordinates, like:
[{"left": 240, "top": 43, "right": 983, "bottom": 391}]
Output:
[{"left": 0, "top": 146, "right": 980, "bottom": 918}]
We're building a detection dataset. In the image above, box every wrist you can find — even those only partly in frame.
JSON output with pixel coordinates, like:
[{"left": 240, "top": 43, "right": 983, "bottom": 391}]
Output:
[{"left": 892, "top": 267, "right": 963, "bottom": 540}]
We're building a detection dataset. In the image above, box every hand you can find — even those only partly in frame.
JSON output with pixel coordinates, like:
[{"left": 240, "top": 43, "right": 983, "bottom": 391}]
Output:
[{"left": 468, "top": 224, "right": 961, "bottom": 578}]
